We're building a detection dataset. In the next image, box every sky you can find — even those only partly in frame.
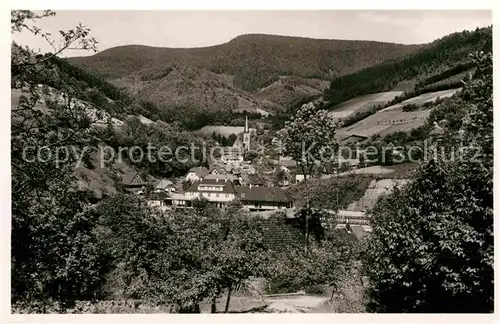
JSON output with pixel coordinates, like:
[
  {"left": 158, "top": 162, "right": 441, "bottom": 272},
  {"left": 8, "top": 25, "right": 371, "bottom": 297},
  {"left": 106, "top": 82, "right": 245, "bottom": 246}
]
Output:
[{"left": 11, "top": 10, "right": 492, "bottom": 57}]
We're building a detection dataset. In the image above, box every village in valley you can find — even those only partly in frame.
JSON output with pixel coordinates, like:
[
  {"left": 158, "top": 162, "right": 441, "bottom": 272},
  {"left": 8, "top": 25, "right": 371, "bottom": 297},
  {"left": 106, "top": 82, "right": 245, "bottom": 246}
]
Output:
[
  {"left": 121, "top": 115, "right": 377, "bottom": 234},
  {"left": 8, "top": 9, "right": 493, "bottom": 315}
]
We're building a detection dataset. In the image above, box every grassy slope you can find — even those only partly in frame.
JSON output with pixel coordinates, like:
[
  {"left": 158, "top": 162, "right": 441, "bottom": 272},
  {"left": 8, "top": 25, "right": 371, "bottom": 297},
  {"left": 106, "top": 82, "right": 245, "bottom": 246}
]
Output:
[
  {"left": 327, "top": 91, "right": 403, "bottom": 119},
  {"left": 334, "top": 87, "right": 462, "bottom": 141}
]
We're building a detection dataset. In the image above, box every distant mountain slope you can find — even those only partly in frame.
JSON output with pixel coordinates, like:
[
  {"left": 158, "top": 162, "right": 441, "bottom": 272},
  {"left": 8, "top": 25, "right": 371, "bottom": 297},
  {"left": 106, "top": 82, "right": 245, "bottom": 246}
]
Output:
[
  {"left": 325, "top": 26, "right": 492, "bottom": 107},
  {"left": 255, "top": 76, "right": 330, "bottom": 109},
  {"left": 68, "top": 33, "right": 423, "bottom": 92},
  {"left": 110, "top": 62, "right": 279, "bottom": 116}
]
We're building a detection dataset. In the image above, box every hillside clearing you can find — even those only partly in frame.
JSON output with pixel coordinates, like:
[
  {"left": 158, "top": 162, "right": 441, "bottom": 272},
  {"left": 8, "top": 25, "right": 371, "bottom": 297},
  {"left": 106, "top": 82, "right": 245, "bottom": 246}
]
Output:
[
  {"left": 380, "top": 88, "right": 462, "bottom": 112},
  {"left": 335, "top": 88, "right": 461, "bottom": 141},
  {"left": 328, "top": 91, "right": 403, "bottom": 119}
]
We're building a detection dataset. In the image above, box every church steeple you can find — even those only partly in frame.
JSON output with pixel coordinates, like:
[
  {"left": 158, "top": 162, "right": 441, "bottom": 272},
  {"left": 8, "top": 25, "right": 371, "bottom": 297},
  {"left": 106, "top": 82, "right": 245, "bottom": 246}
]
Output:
[{"left": 243, "top": 115, "right": 250, "bottom": 153}]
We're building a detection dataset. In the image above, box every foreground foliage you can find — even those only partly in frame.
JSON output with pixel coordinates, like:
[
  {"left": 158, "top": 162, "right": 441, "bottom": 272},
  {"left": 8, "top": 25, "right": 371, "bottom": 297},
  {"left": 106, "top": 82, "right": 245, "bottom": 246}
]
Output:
[
  {"left": 96, "top": 197, "right": 268, "bottom": 313},
  {"left": 11, "top": 10, "right": 112, "bottom": 312},
  {"left": 364, "top": 51, "right": 493, "bottom": 312}
]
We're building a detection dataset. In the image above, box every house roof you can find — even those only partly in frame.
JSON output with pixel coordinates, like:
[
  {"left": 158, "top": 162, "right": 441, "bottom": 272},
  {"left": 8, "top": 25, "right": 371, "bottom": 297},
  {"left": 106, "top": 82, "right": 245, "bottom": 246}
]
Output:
[
  {"left": 148, "top": 191, "right": 169, "bottom": 200},
  {"left": 232, "top": 137, "right": 244, "bottom": 149},
  {"left": 165, "top": 192, "right": 188, "bottom": 201},
  {"left": 241, "top": 173, "right": 265, "bottom": 185},
  {"left": 121, "top": 172, "right": 150, "bottom": 186},
  {"left": 339, "top": 158, "right": 360, "bottom": 166},
  {"left": 186, "top": 179, "right": 235, "bottom": 193},
  {"left": 340, "top": 134, "right": 368, "bottom": 143},
  {"left": 205, "top": 174, "right": 239, "bottom": 182},
  {"left": 279, "top": 157, "right": 297, "bottom": 168},
  {"left": 187, "top": 167, "right": 209, "bottom": 178},
  {"left": 319, "top": 158, "right": 360, "bottom": 174},
  {"left": 322, "top": 163, "right": 337, "bottom": 174},
  {"left": 258, "top": 218, "right": 304, "bottom": 253},
  {"left": 155, "top": 178, "right": 174, "bottom": 189},
  {"left": 235, "top": 186, "right": 294, "bottom": 203},
  {"left": 209, "top": 166, "right": 227, "bottom": 174},
  {"left": 222, "top": 146, "right": 243, "bottom": 154}
]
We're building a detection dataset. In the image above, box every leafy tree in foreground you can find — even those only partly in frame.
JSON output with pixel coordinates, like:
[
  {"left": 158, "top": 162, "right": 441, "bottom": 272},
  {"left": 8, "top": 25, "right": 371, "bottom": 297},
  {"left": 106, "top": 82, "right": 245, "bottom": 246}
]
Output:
[
  {"left": 97, "top": 198, "right": 268, "bottom": 313},
  {"left": 266, "top": 223, "right": 360, "bottom": 298},
  {"left": 11, "top": 10, "right": 108, "bottom": 312},
  {"left": 277, "top": 102, "right": 338, "bottom": 249},
  {"left": 364, "top": 51, "right": 493, "bottom": 313}
]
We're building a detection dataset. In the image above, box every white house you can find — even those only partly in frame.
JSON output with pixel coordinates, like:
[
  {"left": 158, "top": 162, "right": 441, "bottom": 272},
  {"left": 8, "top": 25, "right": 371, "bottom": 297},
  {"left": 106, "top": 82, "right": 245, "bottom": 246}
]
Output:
[
  {"left": 151, "top": 176, "right": 294, "bottom": 211},
  {"left": 185, "top": 167, "right": 210, "bottom": 182},
  {"left": 275, "top": 165, "right": 291, "bottom": 187},
  {"left": 209, "top": 166, "right": 227, "bottom": 175},
  {"left": 184, "top": 178, "right": 237, "bottom": 208},
  {"left": 295, "top": 174, "right": 311, "bottom": 183},
  {"left": 154, "top": 179, "right": 176, "bottom": 193},
  {"left": 164, "top": 192, "right": 190, "bottom": 208},
  {"left": 220, "top": 147, "right": 244, "bottom": 165},
  {"left": 147, "top": 191, "right": 169, "bottom": 208},
  {"left": 205, "top": 173, "right": 239, "bottom": 183}
]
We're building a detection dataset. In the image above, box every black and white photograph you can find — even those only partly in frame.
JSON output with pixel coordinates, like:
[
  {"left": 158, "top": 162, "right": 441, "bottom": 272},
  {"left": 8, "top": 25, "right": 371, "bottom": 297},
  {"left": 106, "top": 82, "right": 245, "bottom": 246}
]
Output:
[{"left": 3, "top": 2, "right": 496, "bottom": 318}]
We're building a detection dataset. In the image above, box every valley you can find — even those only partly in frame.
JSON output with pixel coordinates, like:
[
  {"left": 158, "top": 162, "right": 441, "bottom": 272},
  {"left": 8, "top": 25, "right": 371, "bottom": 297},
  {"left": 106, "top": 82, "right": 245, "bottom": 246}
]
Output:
[{"left": 9, "top": 9, "right": 493, "bottom": 315}]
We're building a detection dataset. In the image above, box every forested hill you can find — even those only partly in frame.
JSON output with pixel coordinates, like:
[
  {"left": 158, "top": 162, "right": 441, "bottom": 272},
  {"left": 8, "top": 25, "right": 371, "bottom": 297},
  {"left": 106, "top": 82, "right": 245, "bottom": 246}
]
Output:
[
  {"left": 325, "top": 26, "right": 492, "bottom": 107},
  {"left": 38, "top": 53, "right": 154, "bottom": 120},
  {"left": 67, "top": 34, "right": 423, "bottom": 92}
]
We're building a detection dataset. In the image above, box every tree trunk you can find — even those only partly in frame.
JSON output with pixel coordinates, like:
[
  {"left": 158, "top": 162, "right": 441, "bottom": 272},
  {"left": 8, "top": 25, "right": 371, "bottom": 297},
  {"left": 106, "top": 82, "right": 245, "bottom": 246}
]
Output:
[
  {"left": 224, "top": 284, "right": 232, "bottom": 313},
  {"left": 211, "top": 297, "right": 217, "bottom": 313},
  {"left": 305, "top": 202, "right": 309, "bottom": 252},
  {"left": 175, "top": 304, "right": 201, "bottom": 313},
  {"left": 302, "top": 165, "right": 309, "bottom": 252}
]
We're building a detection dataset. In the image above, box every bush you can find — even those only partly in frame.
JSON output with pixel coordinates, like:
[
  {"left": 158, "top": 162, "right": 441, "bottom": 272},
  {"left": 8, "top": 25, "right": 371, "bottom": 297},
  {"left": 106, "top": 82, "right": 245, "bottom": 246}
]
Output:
[
  {"left": 304, "top": 284, "right": 327, "bottom": 295},
  {"left": 364, "top": 52, "right": 493, "bottom": 313}
]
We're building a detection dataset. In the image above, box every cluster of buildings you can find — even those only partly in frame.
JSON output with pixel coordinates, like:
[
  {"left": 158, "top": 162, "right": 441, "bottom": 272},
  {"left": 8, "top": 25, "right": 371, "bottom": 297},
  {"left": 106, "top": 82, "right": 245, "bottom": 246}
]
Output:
[
  {"left": 143, "top": 168, "right": 294, "bottom": 212},
  {"left": 121, "top": 116, "right": 367, "bottom": 213},
  {"left": 160, "top": 175, "right": 294, "bottom": 211},
  {"left": 125, "top": 117, "right": 294, "bottom": 212}
]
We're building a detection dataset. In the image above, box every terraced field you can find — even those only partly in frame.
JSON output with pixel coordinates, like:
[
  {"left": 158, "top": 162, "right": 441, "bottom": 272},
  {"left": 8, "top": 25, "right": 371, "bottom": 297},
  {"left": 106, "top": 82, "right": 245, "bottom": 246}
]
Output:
[
  {"left": 327, "top": 91, "right": 403, "bottom": 120},
  {"left": 381, "top": 88, "right": 462, "bottom": 112},
  {"left": 336, "top": 88, "right": 462, "bottom": 141},
  {"left": 336, "top": 107, "right": 430, "bottom": 141}
]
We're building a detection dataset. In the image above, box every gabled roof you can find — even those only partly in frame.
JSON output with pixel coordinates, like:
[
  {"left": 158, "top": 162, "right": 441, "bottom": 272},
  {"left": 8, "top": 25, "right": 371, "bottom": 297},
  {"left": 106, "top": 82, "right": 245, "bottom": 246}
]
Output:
[
  {"left": 187, "top": 166, "right": 209, "bottom": 178},
  {"left": 279, "top": 157, "right": 297, "bottom": 168},
  {"left": 205, "top": 174, "right": 239, "bottom": 182},
  {"left": 209, "top": 166, "right": 227, "bottom": 175},
  {"left": 186, "top": 179, "right": 236, "bottom": 194},
  {"left": 235, "top": 186, "right": 294, "bottom": 203},
  {"left": 322, "top": 162, "right": 337, "bottom": 174},
  {"left": 221, "top": 146, "right": 243, "bottom": 154},
  {"left": 232, "top": 137, "right": 244, "bottom": 149},
  {"left": 155, "top": 178, "right": 174, "bottom": 189},
  {"left": 121, "top": 172, "right": 150, "bottom": 186},
  {"left": 340, "top": 134, "right": 368, "bottom": 143},
  {"left": 148, "top": 191, "right": 169, "bottom": 200}
]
